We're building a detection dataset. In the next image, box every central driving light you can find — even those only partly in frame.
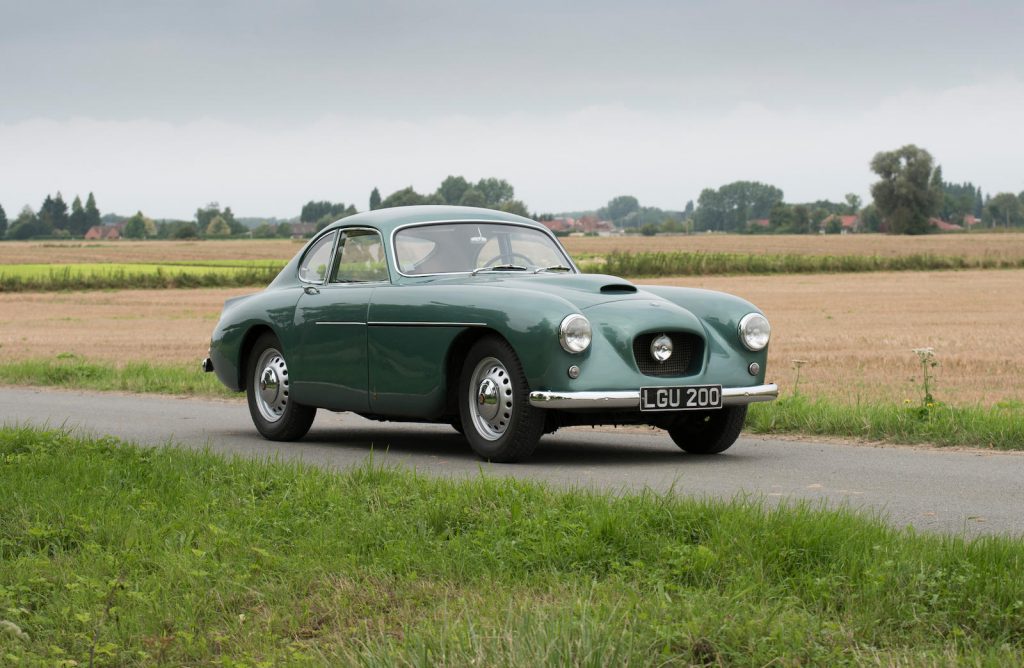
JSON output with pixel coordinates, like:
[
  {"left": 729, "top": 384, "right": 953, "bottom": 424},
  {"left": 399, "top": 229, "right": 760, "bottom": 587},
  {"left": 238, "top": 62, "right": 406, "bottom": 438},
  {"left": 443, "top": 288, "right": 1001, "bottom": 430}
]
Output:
[{"left": 650, "top": 334, "right": 673, "bottom": 362}]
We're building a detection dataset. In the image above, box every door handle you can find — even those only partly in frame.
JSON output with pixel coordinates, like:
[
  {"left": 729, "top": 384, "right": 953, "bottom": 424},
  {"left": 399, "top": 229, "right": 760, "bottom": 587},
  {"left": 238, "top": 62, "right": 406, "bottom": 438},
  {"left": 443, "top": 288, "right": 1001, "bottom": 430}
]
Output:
[{"left": 304, "top": 286, "right": 320, "bottom": 296}]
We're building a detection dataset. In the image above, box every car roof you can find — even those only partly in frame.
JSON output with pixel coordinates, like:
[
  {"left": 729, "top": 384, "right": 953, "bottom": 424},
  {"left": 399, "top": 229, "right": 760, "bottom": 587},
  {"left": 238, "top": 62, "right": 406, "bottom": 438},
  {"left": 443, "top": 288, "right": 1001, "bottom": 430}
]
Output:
[{"left": 320, "top": 205, "right": 545, "bottom": 236}]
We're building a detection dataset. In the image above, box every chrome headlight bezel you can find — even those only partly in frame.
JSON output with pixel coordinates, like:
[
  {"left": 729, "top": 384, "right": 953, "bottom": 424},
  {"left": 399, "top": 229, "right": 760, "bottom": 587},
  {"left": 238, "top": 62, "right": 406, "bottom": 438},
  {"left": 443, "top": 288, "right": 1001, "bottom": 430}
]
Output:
[
  {"left": 650, "top": 334, "right": 673, "bottom": 362},
  {"left": 558, "top": 314, "right": 592, "bottom": 353},
  {"left": 738, "top": 313, "right": 771, "bottom": 351}
]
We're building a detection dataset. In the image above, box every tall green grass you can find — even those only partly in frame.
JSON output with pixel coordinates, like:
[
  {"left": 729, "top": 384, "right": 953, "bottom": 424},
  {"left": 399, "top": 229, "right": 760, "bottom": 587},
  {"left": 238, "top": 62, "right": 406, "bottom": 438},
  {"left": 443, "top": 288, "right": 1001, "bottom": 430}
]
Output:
[
  {"left": 2, "top": 426, "right": 1024, "bottom": 665},
  {"left": 577, "top": 250, "right": 1024, "bottom": 277}
]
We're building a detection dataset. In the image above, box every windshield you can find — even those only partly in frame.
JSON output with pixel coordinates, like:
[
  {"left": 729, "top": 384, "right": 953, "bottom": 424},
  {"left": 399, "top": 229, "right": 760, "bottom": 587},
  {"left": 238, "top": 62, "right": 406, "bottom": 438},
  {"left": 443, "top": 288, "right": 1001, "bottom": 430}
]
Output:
[{"left": 394, "top": 222, "right": 575, "bottom": 276}]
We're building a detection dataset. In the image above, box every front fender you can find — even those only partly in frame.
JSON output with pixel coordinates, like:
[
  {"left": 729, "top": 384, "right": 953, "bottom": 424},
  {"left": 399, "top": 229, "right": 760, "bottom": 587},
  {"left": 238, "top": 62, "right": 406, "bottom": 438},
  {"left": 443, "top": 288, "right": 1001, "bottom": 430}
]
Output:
[{"left": 208, "top": 287, "right": 304, "bottom": 391}]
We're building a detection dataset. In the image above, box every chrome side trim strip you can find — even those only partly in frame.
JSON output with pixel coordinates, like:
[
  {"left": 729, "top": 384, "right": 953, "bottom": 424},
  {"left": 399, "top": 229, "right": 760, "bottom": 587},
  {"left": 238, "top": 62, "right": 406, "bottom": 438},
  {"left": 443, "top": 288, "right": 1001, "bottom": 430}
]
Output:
[
  {"left": 315, "top": 321, "right": 366, "bottom": 326},
  {"left": 528, "top": 384, "right": 778, "bottom": 409},
  {"left": 367, "top": 321, "right": 487, "bottom": 328}
]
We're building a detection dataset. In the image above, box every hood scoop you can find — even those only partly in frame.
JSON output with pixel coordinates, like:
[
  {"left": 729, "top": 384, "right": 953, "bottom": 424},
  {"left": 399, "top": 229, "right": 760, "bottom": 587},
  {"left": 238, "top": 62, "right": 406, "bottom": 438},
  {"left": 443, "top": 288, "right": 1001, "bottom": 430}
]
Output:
[{"left": 600, "top": 283, "right": 637, "bottom": 294}]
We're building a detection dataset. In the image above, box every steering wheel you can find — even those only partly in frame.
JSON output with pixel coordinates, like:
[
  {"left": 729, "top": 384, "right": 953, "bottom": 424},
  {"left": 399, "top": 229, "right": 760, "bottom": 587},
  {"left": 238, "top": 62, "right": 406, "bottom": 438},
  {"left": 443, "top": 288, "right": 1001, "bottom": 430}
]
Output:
[{"left": 482, "top": 252, "right": 533, "bottom": 268}]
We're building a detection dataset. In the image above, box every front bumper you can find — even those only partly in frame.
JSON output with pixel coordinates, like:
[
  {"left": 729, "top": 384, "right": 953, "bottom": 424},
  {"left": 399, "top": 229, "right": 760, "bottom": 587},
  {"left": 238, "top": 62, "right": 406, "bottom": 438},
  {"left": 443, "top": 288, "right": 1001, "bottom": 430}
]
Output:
[{"left": 529, "top": 383, "right": 778, "bottom": 410}]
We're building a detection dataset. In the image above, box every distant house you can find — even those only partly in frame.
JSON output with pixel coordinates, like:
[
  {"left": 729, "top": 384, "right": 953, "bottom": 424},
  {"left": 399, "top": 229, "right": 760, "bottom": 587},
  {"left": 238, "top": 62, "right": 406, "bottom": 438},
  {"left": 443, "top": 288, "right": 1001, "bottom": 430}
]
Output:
[
  {"left": 929, "top": 218, "right": 964, "bottom": 232},
  {"left": 963, "top": 214, "right": 982, "bottom": 228},
  {"left": 288, "top": 223, "right": 318, "bottom": 239},
  {"left": 819, "top": 214, "right": 862, "bottom": 234},
  {"left": 84, "top": 224, "right": 124, "bottom": 240},
  {"left": 576, "top": 215, "right": 615, "bottom": 234},
  {"left": 747, "top": 218, "right": 771, "bottom": 230},
  {"left": 540, "top": 216, "right": 615, "bottom": 235},
  {"left": 541, "top": 217, "right": 575, "bottom": 233}
]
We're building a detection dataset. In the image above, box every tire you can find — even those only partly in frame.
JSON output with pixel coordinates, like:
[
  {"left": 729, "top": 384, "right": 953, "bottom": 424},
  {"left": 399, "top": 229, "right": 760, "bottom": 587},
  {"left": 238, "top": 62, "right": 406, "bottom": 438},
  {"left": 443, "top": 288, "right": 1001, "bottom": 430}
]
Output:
[
  {"left": 245, "top": 332, "right": 316, "bottom": 441},
  {"left": 668, "top": 405, "right": 747, "bottom": 454},
  {"left": 459, "top": 336, "right": 545, "bottom": 462}
]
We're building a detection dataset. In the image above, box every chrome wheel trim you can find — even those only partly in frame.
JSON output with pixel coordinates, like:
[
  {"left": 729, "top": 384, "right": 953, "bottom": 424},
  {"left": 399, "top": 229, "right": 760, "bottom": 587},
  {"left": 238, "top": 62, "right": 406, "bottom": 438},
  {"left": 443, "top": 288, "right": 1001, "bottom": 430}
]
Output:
[
  {"left": 468, "top": 356, "right": 513, "bottom": 441},
  {"left": 253, "top": 347, "right": 289, "bottom": 423}
]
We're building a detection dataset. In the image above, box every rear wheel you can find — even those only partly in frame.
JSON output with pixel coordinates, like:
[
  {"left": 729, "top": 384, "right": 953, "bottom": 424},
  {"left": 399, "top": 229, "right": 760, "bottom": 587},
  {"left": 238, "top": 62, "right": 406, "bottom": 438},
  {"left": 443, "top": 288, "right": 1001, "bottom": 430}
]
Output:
[
  {"left": 246, "top": 332, "right": 316, "bottom": 441},
  {"left": 459, "top": 337, "right": 545, "bottom": 462},
  {"left": 668, "top": 406, "right": 747, "bottom": 454}
]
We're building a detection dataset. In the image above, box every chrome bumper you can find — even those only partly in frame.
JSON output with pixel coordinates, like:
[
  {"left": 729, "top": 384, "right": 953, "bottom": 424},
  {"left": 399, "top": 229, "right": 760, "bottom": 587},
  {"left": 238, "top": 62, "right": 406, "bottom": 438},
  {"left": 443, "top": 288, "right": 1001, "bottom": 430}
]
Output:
[{"left": 528, "top": 383, "right": 778, "bottom": 410}]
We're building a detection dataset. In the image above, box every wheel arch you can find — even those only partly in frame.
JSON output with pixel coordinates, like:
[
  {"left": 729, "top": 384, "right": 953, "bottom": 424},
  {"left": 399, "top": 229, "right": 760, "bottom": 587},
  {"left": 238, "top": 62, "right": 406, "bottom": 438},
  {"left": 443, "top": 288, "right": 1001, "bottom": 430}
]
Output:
[
  {"left": 442, "top": 327, "right": 510, "bottom": 418},
  {"left": 237, "top": 324, "right": 278, "bottom": 391}
]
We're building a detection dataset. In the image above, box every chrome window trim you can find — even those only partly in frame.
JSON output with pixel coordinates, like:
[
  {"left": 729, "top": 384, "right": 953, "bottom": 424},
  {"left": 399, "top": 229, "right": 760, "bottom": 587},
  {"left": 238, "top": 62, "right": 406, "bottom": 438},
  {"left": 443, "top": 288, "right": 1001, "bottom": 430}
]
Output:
[
  {"left": 329, "top": 226, "right": 392, "bottom": 285},
  {"left": 296, "top": 229, "right": 340, "bottom": 286},
  {"left": 389, "top": 219, "right": 579, "bottom": 279}
]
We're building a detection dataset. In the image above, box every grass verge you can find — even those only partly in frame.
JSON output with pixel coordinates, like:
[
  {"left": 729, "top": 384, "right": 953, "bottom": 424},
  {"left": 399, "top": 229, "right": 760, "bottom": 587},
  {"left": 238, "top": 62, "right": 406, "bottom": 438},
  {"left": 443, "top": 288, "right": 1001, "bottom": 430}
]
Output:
[
  {"left": 2, "top": 426, "right": 1024, "bottom": 665},
  {"left": 2, "top": 357, "right": 1022, "bottom": 450},
  {"left": 748, "top": 395, "right": 1024, "bottom": 451},
  {"left": 0, "top": 356, "right": 235, "bottom": 398}
]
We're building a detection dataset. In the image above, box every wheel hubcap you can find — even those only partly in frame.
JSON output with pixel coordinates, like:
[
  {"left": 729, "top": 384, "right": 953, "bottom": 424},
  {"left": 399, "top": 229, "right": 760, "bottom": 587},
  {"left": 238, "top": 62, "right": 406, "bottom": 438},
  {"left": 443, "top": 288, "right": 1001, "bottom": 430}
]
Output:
[
  {"left": 469, "top": 356, "right": 513, "bottom": 441},
  {"left": 254, "top": 348, "right": 289, "bottom": 422}
]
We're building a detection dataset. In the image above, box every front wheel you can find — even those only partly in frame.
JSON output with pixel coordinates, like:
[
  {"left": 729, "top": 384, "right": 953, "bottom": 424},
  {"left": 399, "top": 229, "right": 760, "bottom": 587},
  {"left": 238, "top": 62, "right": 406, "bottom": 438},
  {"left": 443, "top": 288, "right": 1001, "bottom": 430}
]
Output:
[
  {"left": 459, "top": 337, "right": 545, "bottom": 462},
  {"left": 668, "top": 406, "right": 747, "bottom": 454},
  {"left": 246, "top": 332, "right": 316, "bottom": 441}
]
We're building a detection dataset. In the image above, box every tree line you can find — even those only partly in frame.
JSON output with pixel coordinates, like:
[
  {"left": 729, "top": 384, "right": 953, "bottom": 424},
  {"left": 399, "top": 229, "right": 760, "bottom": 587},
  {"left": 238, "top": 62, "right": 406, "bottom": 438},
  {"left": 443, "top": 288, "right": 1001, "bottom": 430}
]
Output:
[{"left": 1, "top": 153, "right": 1022, "bottom": 240}]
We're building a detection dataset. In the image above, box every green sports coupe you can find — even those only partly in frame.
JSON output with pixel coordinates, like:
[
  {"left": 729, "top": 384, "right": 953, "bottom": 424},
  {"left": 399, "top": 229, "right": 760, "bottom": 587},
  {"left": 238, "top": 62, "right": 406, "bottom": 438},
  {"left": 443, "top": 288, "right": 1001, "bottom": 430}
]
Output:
[{"left": 203, "top": 205, "right": 777, "bottom": 462}]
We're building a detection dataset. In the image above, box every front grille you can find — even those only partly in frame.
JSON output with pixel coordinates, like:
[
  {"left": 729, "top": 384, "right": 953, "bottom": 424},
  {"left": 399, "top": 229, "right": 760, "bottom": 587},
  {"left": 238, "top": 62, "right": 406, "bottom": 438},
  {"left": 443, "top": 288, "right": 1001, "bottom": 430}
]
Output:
[{"left": 632, "top": 332, "right": 703, "bottom": 377}]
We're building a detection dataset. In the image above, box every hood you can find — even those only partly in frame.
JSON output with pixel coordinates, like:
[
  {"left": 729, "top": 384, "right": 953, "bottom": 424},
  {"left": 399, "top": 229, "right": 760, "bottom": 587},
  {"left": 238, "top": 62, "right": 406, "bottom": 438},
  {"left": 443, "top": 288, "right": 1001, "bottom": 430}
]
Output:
[{"left": 420, "top": 273, "right": 655, "bottom": 310}]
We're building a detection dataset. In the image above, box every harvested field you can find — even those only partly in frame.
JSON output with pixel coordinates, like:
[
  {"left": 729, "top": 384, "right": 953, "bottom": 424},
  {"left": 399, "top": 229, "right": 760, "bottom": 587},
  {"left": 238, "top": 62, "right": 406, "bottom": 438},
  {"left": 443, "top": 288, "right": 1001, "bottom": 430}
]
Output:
[
  {"left": 563, "top": 232, "right": 1024, "bottom": 261},
  {"left": 1, "top": 270, "right": 1021, "bottom": 407}
]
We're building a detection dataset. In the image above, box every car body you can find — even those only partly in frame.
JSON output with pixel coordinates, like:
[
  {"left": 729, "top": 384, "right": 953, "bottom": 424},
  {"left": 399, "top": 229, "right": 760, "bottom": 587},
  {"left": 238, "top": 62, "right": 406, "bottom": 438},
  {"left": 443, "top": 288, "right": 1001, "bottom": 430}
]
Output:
[{"left": 204, "top": 205, "right": 777, "bottom": 461}]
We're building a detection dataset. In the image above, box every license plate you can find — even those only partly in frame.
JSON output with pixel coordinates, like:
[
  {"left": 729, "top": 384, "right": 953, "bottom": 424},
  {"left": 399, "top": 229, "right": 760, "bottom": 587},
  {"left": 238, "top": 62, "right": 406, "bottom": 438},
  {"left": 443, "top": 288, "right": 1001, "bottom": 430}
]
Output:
[{"left": 640, "top": 385, "right": 723, "bottom": 412}]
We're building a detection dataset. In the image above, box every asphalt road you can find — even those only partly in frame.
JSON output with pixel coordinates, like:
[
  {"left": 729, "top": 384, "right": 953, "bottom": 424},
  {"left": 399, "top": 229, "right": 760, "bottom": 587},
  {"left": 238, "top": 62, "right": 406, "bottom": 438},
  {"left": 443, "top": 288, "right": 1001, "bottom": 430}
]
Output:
[{"left": 3, "top": 387, "right": 1022, "bottom": 538}]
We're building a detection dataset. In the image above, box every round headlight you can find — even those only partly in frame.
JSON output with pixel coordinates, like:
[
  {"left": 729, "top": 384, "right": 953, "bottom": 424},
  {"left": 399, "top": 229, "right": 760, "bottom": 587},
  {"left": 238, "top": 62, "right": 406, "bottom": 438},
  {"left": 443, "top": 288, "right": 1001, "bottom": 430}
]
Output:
[
  {"left": 559, "top": 314, "right": 592, "bottom": 353},
  {"left": 738, "top": 313, "right": 771, "bottom": 351},
  {"left": 650, "top": 334, "right": 673, "bottom": 362}
]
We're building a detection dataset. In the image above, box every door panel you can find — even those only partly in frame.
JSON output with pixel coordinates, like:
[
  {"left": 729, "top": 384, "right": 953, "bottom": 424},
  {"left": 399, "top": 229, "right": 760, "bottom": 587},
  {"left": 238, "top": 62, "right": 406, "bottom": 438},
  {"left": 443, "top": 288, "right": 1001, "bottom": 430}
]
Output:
[{"left": 292, "top": 286, "right": 375, "bottom": 411}]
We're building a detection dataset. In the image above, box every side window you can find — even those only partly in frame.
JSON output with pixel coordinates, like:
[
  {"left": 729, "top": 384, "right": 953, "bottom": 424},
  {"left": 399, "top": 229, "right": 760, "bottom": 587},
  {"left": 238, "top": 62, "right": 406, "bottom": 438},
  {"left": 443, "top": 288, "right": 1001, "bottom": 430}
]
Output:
[
  {"left": 297, "top": 232, "right": 337, "bottom": 284},
  {"left": 331, "top": 229, "right": 389, "bottom": 283}
]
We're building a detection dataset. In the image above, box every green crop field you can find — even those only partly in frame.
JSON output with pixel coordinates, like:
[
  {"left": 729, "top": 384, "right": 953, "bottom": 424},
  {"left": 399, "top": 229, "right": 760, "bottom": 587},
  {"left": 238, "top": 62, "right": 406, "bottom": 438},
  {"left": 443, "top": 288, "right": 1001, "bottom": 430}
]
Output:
[{"left": 0, "top": 263, "right": 286, "bottom": 291}]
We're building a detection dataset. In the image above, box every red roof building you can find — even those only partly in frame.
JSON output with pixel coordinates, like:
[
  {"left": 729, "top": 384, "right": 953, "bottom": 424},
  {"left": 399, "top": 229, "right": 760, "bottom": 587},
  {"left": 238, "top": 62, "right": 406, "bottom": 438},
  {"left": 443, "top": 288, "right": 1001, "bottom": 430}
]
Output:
[
  {"left": 929, "top": 218, "right": 964, "bottom": 232},
  {"left": 83, "top": 224, "right": 122, "bottom": 240}
]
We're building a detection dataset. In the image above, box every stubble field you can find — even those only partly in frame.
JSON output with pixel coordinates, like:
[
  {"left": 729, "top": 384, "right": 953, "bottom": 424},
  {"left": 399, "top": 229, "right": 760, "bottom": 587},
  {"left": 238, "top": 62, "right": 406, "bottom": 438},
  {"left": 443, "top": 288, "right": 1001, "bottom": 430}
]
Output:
[{"left": 1, "top": 269, "right": 1021, "bottom": 407}]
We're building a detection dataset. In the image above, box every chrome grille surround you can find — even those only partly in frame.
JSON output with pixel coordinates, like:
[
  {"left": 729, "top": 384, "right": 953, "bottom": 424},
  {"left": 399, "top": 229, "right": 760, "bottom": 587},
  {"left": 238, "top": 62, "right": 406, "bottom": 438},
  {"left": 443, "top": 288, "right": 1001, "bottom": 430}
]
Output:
[{"left": 631, "top": 332, "right": 703, "bottom": 377}]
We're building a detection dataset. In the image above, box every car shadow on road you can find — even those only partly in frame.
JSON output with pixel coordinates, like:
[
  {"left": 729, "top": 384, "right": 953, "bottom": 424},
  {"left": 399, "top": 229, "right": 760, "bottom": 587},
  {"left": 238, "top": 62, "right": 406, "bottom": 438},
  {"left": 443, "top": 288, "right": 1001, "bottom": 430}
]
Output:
[{"left": 297, "top": 424, "right": 748, "bottom": 468}]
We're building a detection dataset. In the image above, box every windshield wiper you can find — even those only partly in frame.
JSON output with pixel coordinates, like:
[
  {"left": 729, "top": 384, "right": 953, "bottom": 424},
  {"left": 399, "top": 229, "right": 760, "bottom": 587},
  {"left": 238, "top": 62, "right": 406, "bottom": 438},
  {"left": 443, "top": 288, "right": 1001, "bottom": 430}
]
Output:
[
  {"left": 533, "top": 265, "right": 572, "bottom": 274},
  {"left": 471, "top": 264, "right": 529, "bottom": 275}
]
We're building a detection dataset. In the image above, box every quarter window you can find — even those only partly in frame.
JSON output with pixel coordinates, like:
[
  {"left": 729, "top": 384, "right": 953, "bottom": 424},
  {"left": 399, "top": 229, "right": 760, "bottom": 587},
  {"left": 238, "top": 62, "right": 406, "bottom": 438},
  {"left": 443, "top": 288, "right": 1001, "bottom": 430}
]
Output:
[
  {"left": 331, "top": 229, "right": 389, "bottom": 283},
  {"left": 297, "top": 232, "right": 337, "bottom": 284}
]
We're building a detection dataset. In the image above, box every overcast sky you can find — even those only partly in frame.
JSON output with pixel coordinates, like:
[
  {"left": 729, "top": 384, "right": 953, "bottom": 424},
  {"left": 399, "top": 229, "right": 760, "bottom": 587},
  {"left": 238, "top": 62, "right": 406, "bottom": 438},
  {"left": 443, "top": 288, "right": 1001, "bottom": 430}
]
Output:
[{"left": 2, "top": 0, "right": 1022, "bottom": 219}]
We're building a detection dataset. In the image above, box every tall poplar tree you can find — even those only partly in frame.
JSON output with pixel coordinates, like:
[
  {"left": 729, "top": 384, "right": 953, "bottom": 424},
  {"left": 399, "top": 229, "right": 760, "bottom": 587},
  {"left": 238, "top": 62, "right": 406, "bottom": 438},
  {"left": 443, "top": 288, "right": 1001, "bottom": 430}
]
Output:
[
  {"left": 68, "top": 195, "right": 88, "bottom": 236},
  {"left": 0, "top": 203, "right": 7, "bottom": 239},
  {"left": 84, "top": 193, "right": 101, "bottom": 230}
]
